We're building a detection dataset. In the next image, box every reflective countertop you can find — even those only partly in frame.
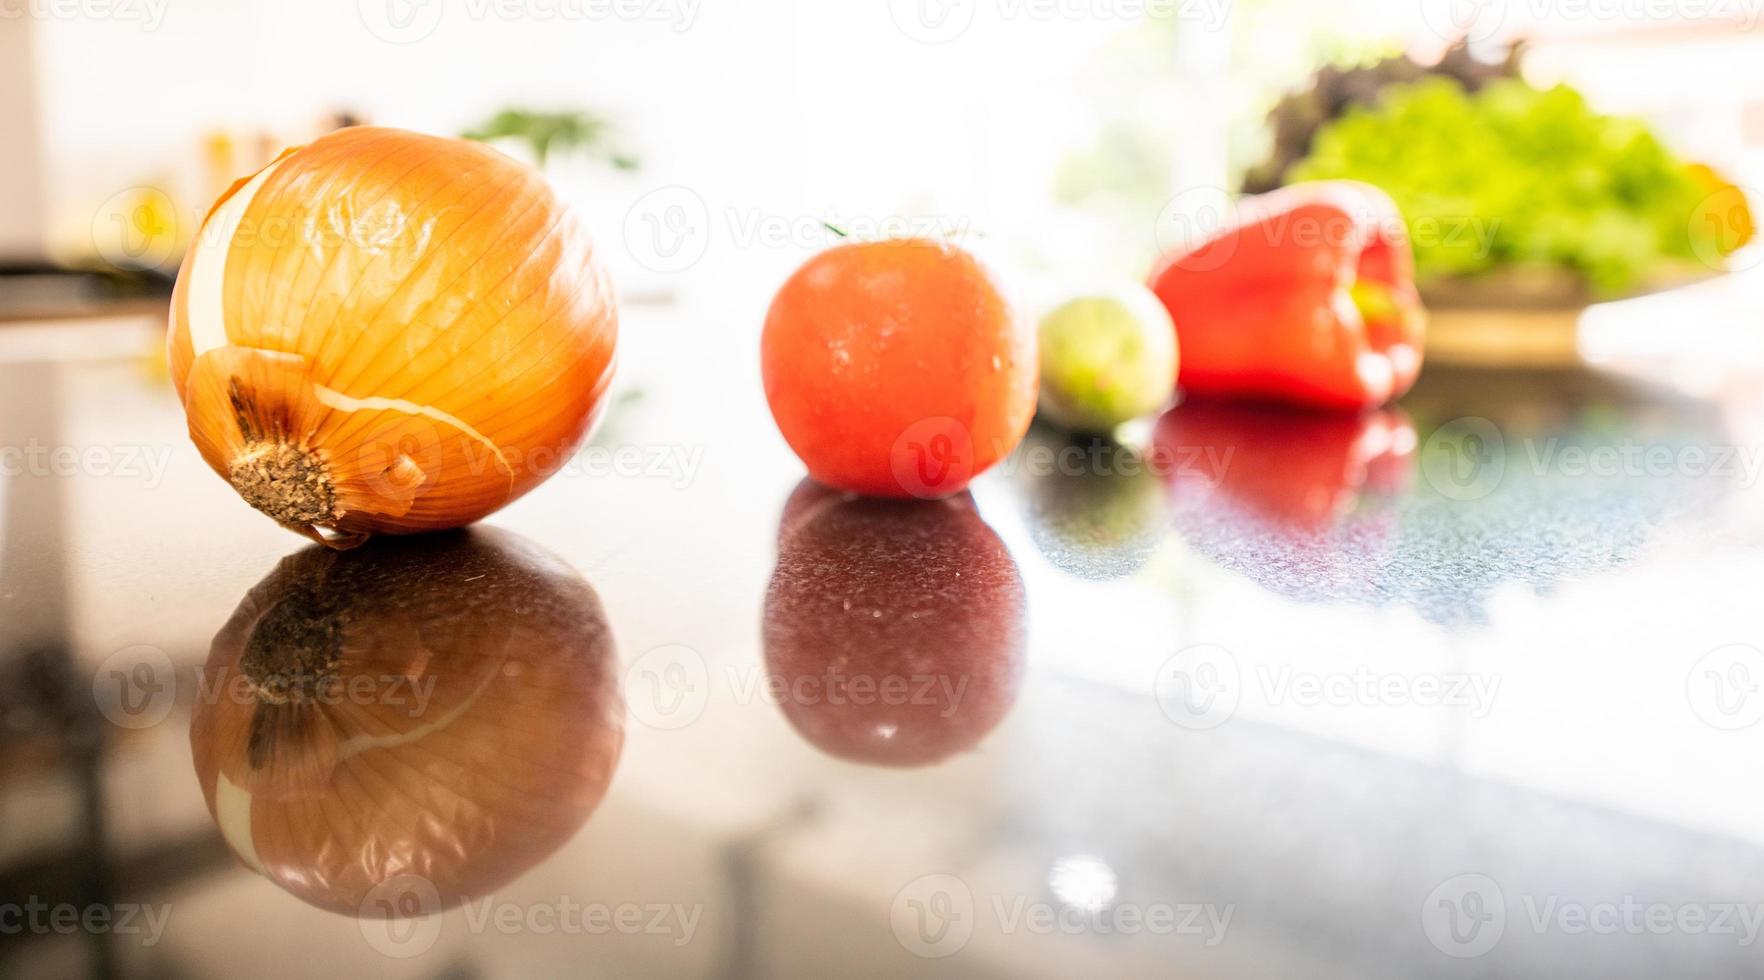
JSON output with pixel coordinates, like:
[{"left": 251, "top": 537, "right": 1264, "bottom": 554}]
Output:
[{"left": 6, "top": 288, "right": 1764, "bottom": 979}]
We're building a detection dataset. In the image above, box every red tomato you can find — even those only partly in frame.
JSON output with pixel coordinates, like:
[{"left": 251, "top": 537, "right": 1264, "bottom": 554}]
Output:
[{"left": 761, "top": 239, "right": 1037, "bottom": 498}]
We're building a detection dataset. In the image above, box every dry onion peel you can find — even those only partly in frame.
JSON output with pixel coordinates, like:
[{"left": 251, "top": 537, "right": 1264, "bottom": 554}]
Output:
[
  {"left": 188, "top": 528, "right": 624, "bottom": 915},
  {"left": 167, "top": 126, "right": 617, "bottom": 547}
]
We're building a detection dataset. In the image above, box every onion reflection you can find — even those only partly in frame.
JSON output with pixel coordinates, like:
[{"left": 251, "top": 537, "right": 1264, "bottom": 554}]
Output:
[
  {"left": 764, "top": 481, "right": 1026, "bottom": 767},
  {"left": 188, "top": 528, "right": 623, "bottom": 916}
]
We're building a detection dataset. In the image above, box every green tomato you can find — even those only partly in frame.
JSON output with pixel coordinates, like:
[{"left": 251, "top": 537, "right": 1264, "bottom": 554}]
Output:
[{"left": 1036, "top": 287, "right": 1178, "bottom": 435}]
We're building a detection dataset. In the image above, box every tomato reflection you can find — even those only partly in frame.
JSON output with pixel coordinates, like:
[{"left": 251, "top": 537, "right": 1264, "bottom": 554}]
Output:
[{"left": 764, "top": 480, "right": 1026, "bottom": 767}]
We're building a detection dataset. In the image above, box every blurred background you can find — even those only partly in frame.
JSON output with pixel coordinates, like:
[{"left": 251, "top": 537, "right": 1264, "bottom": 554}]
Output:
[{"left": 3, "top": 0, "right": 1760, "bottom": 329}]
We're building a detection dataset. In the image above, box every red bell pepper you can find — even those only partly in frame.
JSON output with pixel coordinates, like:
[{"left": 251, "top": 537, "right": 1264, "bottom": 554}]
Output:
[{"left": 1148, "top": 181, "right": 1425, "bottom": 412}]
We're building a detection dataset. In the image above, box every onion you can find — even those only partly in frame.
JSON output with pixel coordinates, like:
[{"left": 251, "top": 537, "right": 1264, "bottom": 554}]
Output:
[
  {"left": 167, "top": 127, "right": 618, "bottom": 548},
  {"left": 764, "top": 481, "right": 1026, "bottom": 766},
  {"left": 188, "top": 528, "right": 623, "bottom": 915}
]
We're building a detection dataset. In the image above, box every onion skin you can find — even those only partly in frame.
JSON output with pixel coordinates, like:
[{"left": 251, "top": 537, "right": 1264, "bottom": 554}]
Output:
[
  {"left": 188, "top": 528, "right": 623, "bottom": 916},
  {"left": 167, "top": 127, "right": 617, "bottom": 547},
  {"left": 764, "top": 481, "right": 1026, "bottom": 766}
]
